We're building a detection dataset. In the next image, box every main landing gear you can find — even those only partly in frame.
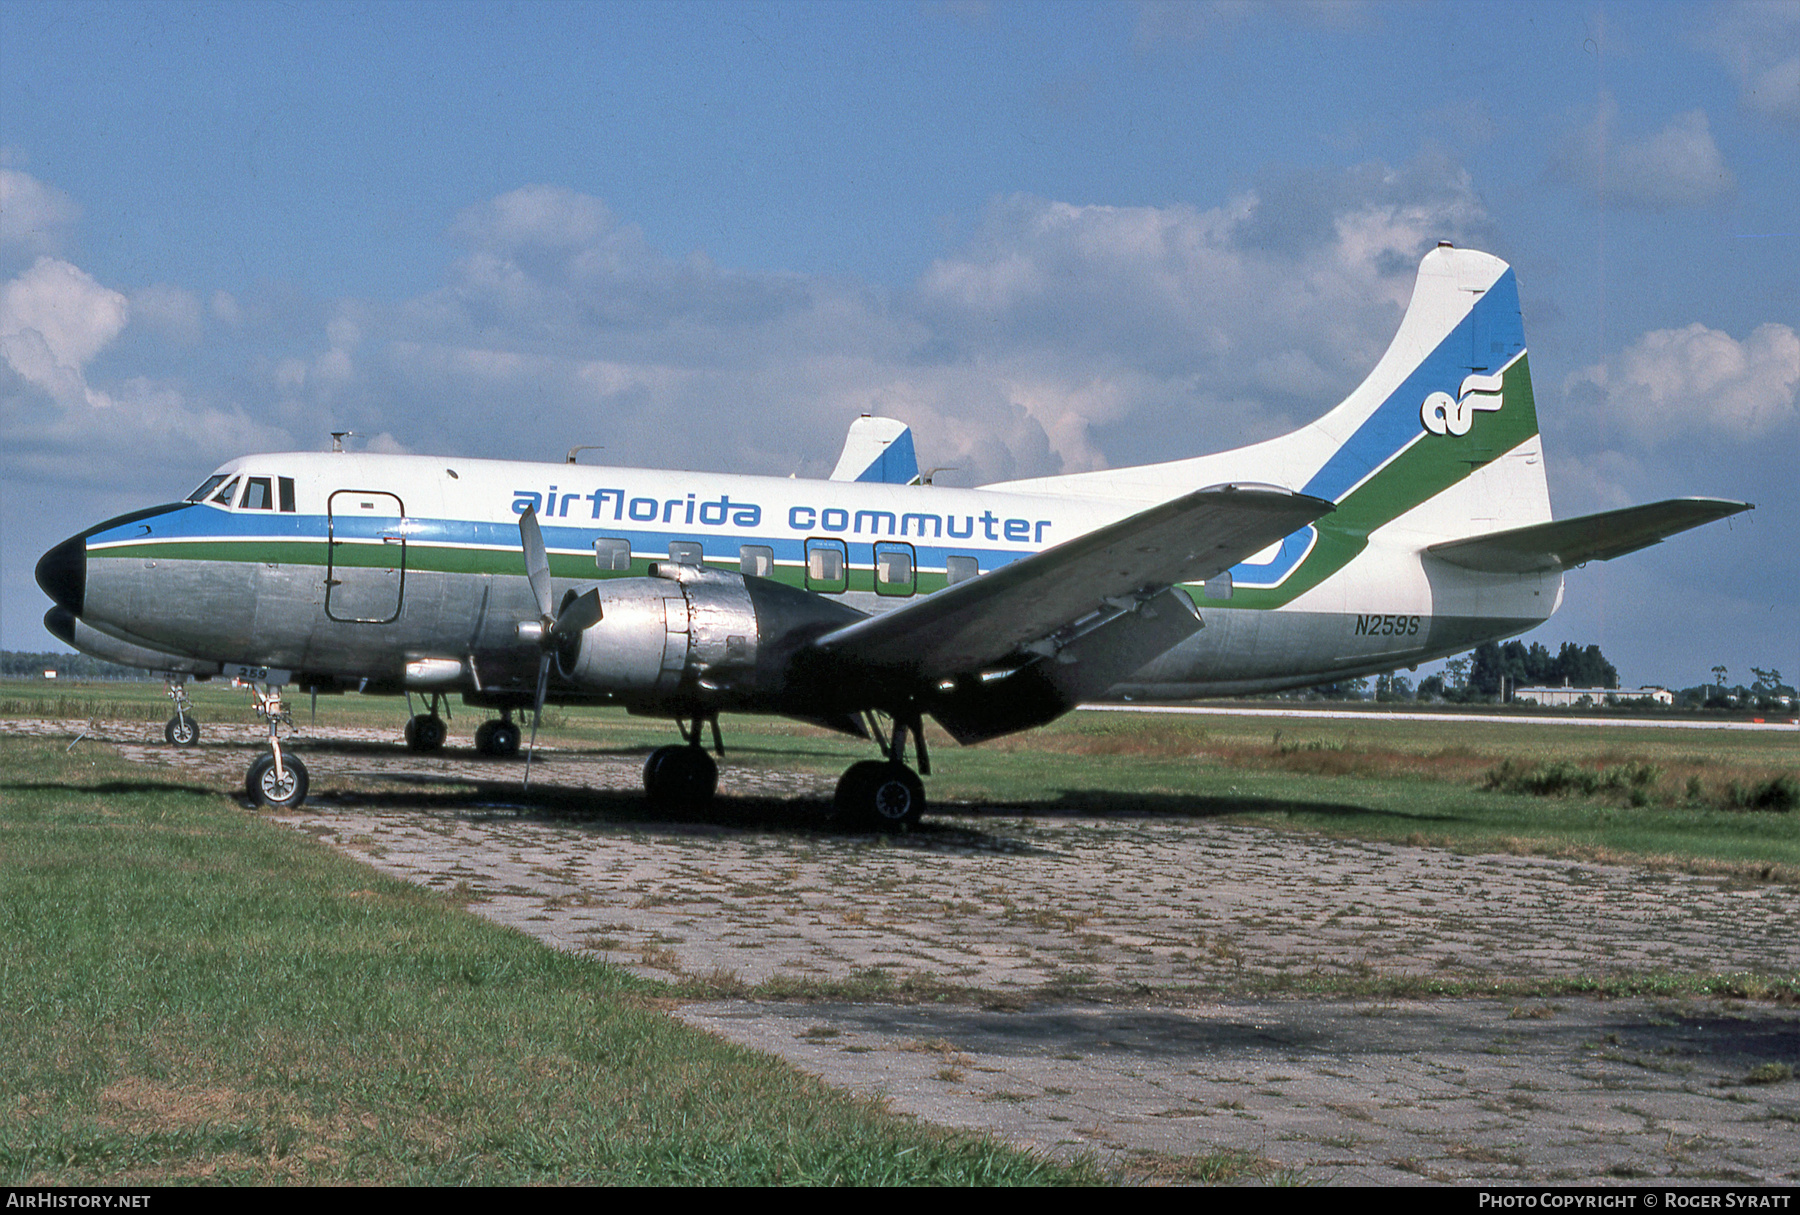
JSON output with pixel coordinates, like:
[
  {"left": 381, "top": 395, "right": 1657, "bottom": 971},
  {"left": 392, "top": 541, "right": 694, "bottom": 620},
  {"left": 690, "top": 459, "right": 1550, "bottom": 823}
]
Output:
[
  {"left": 474, "top": 710, "right": 523, "bottom": 758},
  {"left": 643, "top": 715, "right": 720, "bottom": 806},
  {"left": 244, "top": 682, "right": 307, "bottom": 810},
  {"left": 403, "top": 691, "right": 450, "bottom": 753},
  {"left": 831, "top": 710, "right": 928, "bottom": 831},
  {"left": 163, "top": 676, "right": 199, "bottom": 747},
  {"left": 635, "top": 710, "right": 929, "bottom": 831}
]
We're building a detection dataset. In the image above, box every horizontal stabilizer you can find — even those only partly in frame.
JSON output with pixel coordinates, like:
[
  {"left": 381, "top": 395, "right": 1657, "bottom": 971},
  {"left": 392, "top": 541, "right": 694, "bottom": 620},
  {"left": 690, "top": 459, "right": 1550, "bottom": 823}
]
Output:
[
  {"left": 1427, "top": 497, "right": 1753, "bottom": 574},
  {"left": 813, "top": 484, "right": 1333, "bottom": 677}
]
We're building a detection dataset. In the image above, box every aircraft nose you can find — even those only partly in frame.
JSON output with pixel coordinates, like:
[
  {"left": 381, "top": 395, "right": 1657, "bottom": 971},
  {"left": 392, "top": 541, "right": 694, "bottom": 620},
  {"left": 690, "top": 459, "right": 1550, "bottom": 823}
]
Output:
[
  {"left": 43, "top": 606, "right": 78, "bottom": 647},
  {"left": 35, "top": 534, "right": 86, "bottom": 617}
]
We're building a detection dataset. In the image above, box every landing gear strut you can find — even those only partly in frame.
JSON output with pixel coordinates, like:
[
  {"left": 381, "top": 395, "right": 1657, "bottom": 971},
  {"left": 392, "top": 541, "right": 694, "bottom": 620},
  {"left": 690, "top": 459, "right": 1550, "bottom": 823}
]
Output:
[
  {"left": 642, "top": 714, "right": 720, "bottom": 806},
  {"left": 404, "top": 691, "right": 449, "bottom": 753},
  {"left": 474, "top": 709, "right": 522, "bottom": 758},
  {"left": 244, "top": 682, "right": 308, "bottom": 809},
  {"left": 833, "top": 709, "right": 928, "bottom": 830},
  {"left": 163, "top": 676, "right": 199, "bottom": 747}
]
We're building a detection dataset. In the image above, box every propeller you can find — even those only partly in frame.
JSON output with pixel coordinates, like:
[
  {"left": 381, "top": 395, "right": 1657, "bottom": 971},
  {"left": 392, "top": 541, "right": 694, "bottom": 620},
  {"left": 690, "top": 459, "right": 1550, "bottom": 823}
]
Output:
[{"left": 518, "top": 507, "right": 602, "bottom": 788}]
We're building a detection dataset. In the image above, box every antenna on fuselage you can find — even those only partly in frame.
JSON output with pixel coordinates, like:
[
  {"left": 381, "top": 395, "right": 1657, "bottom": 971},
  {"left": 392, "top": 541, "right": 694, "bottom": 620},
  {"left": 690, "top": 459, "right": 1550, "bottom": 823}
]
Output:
[
  {"left": 565, "top": 445, "right": 605, "bottom": 464},
  {"left": 920, "top": 467, "right": 958, "bottom": 486},
  {"left": 329, "top": 431, "right": 361, "bottom": 453}
]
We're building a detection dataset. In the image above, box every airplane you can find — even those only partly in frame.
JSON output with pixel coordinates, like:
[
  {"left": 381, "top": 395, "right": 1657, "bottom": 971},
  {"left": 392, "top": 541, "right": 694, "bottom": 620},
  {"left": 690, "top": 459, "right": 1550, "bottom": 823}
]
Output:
[{"left": 35, "top": 243, "right": 1751, "bottom": 827}]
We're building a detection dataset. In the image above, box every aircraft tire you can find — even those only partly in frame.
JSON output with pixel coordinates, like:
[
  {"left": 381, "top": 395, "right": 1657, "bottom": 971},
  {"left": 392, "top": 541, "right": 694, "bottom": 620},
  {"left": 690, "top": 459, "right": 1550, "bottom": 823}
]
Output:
[
  {"left": 643, "top": 745, "right": 717, "bottom": 806},
  {"left": 475, "top": 719, "right": 522, "bottom": 758},
  {"left": 834, "top": 760, "right": 924, "bottom": 830},
  {"left": 246, "top": 753, "right": 309, "bottom": 809},
  {"left": 165, "top": 714, "right": 200, "bottom": 747},
  {"left": 405, "top": 714, "right": 448, "bottom": 753}
]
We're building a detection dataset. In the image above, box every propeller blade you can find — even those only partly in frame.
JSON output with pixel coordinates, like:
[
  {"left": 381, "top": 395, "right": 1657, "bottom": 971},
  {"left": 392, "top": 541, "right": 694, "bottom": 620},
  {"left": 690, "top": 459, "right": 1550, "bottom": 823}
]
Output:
[
  {"left": 523, "top": 650, "right": 551, "bottom": 790},
  {"left": 553, "top": 587, "right": 602, "bottom": 637},
  {"left": 519, "top": 506, "right": 554, "bottom": 625}
]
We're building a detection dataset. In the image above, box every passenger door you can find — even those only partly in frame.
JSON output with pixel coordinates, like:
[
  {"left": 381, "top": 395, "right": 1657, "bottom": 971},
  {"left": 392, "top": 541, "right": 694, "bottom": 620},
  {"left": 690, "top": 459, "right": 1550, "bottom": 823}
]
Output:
[{"left": 326, "top": 490, "right": 407, "bottom": 623}]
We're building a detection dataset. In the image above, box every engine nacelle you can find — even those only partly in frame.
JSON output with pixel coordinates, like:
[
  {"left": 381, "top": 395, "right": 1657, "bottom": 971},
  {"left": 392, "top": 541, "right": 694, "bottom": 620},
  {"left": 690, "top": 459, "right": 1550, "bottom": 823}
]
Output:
[{"left": 554, "top": 563, "right": 863, "bottom": 710}]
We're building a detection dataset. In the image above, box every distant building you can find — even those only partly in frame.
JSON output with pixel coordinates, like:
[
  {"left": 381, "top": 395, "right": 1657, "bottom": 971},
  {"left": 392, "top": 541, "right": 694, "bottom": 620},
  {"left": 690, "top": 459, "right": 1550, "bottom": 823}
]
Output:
[{"left": 1514, "top": 681, "right": 1671, "bottom": 707}]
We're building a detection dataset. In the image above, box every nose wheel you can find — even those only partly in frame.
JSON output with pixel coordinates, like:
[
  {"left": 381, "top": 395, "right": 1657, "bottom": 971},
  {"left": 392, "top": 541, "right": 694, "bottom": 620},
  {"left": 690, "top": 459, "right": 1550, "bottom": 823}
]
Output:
[
  {"left": 163, "top": 677, "right": 200, "bottom": 747},
  {"left": 164, "top": 713, "right": 200, "bottom": 747},
  {"left": 241, "top": 680, "right": 307, "bottom": 809},
  {"left": 246, "top": 752, "right": 309, "bottom": 808}
]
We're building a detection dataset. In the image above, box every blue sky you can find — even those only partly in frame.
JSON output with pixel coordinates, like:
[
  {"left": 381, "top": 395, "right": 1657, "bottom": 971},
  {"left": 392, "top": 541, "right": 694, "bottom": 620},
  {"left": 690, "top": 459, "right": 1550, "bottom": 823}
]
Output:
[{"left": 3, "top": 0, "right": 1795, "bottom": 689}]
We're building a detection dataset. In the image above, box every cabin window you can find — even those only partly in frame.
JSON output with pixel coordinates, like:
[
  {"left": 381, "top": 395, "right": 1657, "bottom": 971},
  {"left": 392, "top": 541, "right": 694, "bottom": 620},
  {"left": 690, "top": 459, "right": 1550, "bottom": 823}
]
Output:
[
  {"left": 187, "top": 475, "right": 227, "bottom": 503},
  {"left": 669, "top": 541, "right": 703, "bottom": 567},
  {"left": 240, "top": 477, "right": 274, "bottom": 510},
  {"left": 945, "top": 555, "right": 979, "bottom": 585},
  {"left": 278, "top": 477, "right": 296, "bottom": 512},
  {"left": 875, "top": 543, "right": 915, "bottom": 597},
  {"left": 739, "top": 545, "right": 773, "bottom": 578},
  {"left": 210, "top": 477, "right": 240, "bottom": 507},
  {"left": 594, "top": 538, "right": 632, "bottom": 572},
  {"left": 805, "top": 538, "right": 847, "bottom": 593}
]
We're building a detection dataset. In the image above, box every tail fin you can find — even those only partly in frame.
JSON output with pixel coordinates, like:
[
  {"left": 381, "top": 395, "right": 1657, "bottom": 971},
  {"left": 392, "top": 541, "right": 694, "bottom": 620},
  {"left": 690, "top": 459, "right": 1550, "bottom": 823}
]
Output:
[
  {"left": 1294, "top": 243, "right": 1545, "bottom": 531},
  {"left": 828, "top": 415, "right": 921, "bottom": 484},
  {"left": 985, "top": 243, "right": 1553, "bottom": 606}
]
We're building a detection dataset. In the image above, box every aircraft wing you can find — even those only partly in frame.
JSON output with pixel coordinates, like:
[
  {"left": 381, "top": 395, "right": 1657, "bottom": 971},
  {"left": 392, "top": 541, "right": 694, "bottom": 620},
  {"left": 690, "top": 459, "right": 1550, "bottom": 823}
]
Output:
[
  {"left": 1427, "top": 497, "right": 1753, "bottom": 575},
  {"left": 811, "top": 484, "right": 1333, "bottom": 677}
]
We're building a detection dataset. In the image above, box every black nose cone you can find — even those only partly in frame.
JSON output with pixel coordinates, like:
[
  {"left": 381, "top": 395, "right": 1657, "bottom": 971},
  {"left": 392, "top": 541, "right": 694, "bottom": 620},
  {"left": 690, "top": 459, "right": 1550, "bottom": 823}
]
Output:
[{"left": 36, "top": 534, "right": 86, "bottom": 616}]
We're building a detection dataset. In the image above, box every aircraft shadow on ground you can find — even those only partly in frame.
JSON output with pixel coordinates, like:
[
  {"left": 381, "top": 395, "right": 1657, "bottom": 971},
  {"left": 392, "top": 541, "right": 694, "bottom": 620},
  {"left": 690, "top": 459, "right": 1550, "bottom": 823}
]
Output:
[
  {"left": 309, "top": 780, "right": 1062, "bottom": 853},
  {"left": 959, "top": 788, "right": 1463, "bottom": 828},
  {"left": 4, "top": 777, "right": 222, "bottom": 799}
]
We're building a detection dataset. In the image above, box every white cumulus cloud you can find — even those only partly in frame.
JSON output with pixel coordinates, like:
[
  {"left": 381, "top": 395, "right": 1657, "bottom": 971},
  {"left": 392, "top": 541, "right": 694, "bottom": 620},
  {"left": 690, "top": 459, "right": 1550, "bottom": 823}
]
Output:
[
  {"left": 1565, "top": 321, "right": 1799, "bottom": 444},
  {"left": 1549, "top": 97, "right": 1736, "bottom": 209},
  {"left": 0, "top": 168, "right": 80, "bottom": 261},
  {"left": 1709, "top": 1, "right": 1800, "bottom": 125},
  {"left": 0, "top": 256, "right": 129, "bottom": 408}
]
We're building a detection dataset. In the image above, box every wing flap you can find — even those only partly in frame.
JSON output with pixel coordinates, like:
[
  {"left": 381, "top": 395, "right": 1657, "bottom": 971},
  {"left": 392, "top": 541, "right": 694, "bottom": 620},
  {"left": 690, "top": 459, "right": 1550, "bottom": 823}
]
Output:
[
  {"left": 1427, "top": 497, "right": 1752, "bottom": 574},
  {"left": 813, "top": 484, "right": 1333, "bottom": 676}
]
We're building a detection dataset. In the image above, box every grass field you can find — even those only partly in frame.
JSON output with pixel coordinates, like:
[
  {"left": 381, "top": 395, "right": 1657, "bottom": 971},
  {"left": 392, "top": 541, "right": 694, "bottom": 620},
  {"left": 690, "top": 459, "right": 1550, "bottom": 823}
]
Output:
[
  {"left": 5, "top": 677, "right": 1797, "bottom": 876},
  {"left": 0, "top": 732, "right": 1096, "bottom": 1185},
  {"left": 2, "top": 680, "right": 1795, "bottom": 1183}
]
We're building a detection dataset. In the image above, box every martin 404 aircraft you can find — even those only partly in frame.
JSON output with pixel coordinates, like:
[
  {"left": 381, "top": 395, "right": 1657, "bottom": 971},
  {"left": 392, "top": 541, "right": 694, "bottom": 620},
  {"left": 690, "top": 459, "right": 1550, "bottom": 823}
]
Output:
[{"left": 36, "top": 244, "right": 1750, "bottom": 826}]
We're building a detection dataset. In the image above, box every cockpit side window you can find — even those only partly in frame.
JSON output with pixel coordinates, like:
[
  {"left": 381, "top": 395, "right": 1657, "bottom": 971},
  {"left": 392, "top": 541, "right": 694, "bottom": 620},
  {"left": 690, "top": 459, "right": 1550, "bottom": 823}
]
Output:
[
  {"left": 241, "top": 477, "right": 274, "bottom": 510},
  {"left": 188, "top": 475, "right": 228, "bottom": 503},
  {"left": 210, "top": 477, "right": 240, "bottom": 506}
]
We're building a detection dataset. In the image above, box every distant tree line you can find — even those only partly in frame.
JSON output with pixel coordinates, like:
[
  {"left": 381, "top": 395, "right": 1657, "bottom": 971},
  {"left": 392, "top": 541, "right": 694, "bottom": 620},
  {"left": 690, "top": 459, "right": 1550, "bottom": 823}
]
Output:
[
  {"left": 1, "top": 650, "right": 154, "bottom": 681},
  {"left": 1470, "top": 640, "right": 1618, "bottom": 697},
  {"left": 1673, "top": 666, "right": 1794, "bottom": 711},
  {"left": 1287, "top": 639, "right": 1621, "bottom": 704}
]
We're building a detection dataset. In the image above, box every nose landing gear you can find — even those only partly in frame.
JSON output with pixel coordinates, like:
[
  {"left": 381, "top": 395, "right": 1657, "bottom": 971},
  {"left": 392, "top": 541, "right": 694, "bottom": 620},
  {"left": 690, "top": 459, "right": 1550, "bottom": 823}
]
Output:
[
  {"left": 163, "top": 677, "right": 200, "bottom": 747},
  {"left": 244, "top": 681, "right": 308, "bottom": 809}
]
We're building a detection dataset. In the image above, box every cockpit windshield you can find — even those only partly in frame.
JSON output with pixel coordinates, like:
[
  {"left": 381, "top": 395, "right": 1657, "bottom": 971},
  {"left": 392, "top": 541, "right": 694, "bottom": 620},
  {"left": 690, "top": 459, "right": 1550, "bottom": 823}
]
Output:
[
  {"left": 187, "top": 474, "right": 229, "bottom": 502},
  {"left": 187, "top": 471, "right": 297, "bottom": 511}
]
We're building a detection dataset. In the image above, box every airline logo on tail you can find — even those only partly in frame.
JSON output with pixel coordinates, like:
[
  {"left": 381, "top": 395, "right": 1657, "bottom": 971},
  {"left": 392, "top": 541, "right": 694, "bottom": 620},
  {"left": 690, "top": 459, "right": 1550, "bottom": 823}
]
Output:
[{"left": 1421, "top": 373, "right": 1505, "bottom": 437}]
